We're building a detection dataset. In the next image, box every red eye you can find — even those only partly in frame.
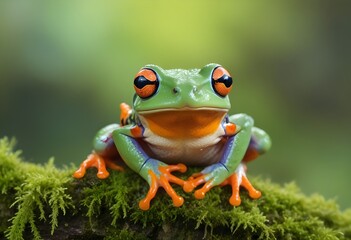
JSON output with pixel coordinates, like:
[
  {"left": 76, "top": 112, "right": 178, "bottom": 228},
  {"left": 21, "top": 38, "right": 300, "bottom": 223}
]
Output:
[
  {"left": 134, "top": 68, "right": 159, "bottom": 99},
  {"left": 211, "top": 66, "right": 233, "bottom": 97}
]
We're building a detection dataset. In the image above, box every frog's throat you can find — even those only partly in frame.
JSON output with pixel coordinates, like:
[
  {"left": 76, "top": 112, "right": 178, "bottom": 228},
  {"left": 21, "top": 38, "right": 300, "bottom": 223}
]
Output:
[{"left": 138, "top": 107, "right": 228, "bottom": 139}]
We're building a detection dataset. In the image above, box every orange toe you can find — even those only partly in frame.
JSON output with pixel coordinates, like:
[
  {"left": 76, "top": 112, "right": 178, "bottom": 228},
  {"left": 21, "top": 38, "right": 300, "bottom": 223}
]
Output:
[
  {"left": 73, "top": 168, "right": 86, "bottom": 179},
  {"left": 105, "top": 158, "right": 124, "bottom": 171},
  {"left": 194, "top": 181, "right": 213, "bottom": 199},
  {"left": 139, "top": 165, "right": 187, "bottom": 210},
  {"left": 183, "top": 174, "right": 206, "bottom": 193},
  {"left": 139, "top": 170, "right": 158, "bottom": 210},
  {"left": 73, "top": 153, "right": 123, "bottom": 179},
  {"left": 220, "top": 173, "right": 261, "bottom": 206},
  {"left": 97, "top": 170, "right": 110, "bottom": 179},
  {"left": 241, "top": 175, "right": 261, "bottom": 199},
  {"left": 229, "top": 194, "right": 241, "bottom": 206}
]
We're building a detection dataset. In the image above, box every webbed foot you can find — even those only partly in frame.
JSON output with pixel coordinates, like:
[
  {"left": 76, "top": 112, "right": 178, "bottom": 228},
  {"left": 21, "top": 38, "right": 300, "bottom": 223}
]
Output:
[
  {"left": 183, "top": 163, "right": 229, "bottom": 199},
  {"left": 183, "top": 172, "right": 214, "bottom": 199},
  {"left": 139, "top": 163, "right": 187, "bottom": 210},
  {"left": 183, "top": 164, "right": 261, "bottom": 206},
  {"left": 73, "top": 152, "right": 124, "bottom": 179},
  {"left": 219, "top": 164, "right": 261, "bottom": 206}
]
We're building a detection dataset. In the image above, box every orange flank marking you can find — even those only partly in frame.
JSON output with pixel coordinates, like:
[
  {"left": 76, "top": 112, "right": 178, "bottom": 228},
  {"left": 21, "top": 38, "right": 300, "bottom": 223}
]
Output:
[
  {"left": 141, "top": 110, "right": 226, "bottom": 139},
  {"left": 220, "top": 173, "right": 261, "bottom": 206},
  {"left": 225, "top": 123, "right": 236, "bottom": 136},
  {"left": 243, "top": 148, "right": 259, "bottom": 163},
  {"left": 131, "top": 125, "right": 143, "bottom": 138},
  {"left": 73, "top": 152, "right": 124, "bottom": 179},
  {"left": 120, "top": 103, "right": 132, "bottom": 126},
  {"left": 138, "top": 164, "right": 187, "bottom": 211}
]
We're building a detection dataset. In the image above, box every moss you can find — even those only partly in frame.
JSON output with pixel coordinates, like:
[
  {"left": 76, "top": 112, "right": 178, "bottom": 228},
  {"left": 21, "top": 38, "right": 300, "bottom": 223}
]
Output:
[
  {"left": 0, "top": 137, "right": 350, "bottom": 239},
  {"left": 0, "top": 138, "right": 74, "bottom": 240}
]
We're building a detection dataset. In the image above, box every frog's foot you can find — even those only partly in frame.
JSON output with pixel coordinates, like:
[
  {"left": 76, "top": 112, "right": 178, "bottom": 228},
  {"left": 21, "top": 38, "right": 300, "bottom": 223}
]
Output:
[
  {"left": 73, "top": 152, "right": 124, "bottom": 179},
  {"left": 183, "top": 172, "right": 215, "bottom": 199},
  {"left": 183, "top": 163, "right": 228, "bottom": 198},
  {"left": 139, "top": 164, "right": 187, "bottom": 211},
  {"left": 219, "top": 164, "right": 261, "bottom": 206},
  {"left": 183, "top": 164, "right": 261, "bottom": 206}
]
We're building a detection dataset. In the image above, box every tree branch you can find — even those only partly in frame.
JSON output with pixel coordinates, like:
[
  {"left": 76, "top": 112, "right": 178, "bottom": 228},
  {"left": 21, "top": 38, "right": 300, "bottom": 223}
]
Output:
[{"left": 0, "top": 137, "right": 350, "bottom": 240}]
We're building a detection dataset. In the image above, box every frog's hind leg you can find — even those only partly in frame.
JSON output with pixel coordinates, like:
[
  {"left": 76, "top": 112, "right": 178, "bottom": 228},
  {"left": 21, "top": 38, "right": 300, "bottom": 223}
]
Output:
[
  {"left": 243, "top": 127, "right": 271, "bottom": 163},
  {"left": 73, "top": 124, "right": 124, "bottom": 179}
]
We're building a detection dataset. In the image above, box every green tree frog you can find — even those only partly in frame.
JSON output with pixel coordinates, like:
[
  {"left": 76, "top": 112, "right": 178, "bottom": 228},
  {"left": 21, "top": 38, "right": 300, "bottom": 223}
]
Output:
[{"left": 73, "top": 64, "right": 271, "bottom": 210}]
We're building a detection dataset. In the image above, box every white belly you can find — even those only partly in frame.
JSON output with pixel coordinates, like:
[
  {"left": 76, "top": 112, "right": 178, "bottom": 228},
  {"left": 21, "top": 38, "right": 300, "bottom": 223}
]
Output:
[{"left": 142, "top": 127, "right": 226, "bottom": 166}]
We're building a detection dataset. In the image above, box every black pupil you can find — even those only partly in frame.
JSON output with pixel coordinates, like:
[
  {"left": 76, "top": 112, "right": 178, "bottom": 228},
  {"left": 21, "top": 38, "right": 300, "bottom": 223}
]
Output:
[
  {"left": 134, "top": 76, "right": 155, "bottom": 89},
  {"left": 216, "top": 74, "right": 232, "bottom": 88}
]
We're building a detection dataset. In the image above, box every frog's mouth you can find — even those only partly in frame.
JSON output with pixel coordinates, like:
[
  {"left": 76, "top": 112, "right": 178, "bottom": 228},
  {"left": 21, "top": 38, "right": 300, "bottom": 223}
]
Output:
[{"left": 138, "top": 107, "right": 228, "bottom": 138}]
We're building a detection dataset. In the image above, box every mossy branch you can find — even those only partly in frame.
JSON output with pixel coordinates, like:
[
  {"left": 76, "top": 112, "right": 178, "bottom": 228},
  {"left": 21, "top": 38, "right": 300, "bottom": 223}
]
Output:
[{"left": 0, "top": 137, "right": 350, "bottom": 239}]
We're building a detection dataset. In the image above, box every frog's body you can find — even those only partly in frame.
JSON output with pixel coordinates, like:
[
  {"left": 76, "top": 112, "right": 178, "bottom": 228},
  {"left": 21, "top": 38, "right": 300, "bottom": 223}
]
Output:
[
  {"left": 74, "top": 64, "right": 271, "bottom": 210},
  {"left": 140, "top": 108, "right": 227, "bottom": 165}
]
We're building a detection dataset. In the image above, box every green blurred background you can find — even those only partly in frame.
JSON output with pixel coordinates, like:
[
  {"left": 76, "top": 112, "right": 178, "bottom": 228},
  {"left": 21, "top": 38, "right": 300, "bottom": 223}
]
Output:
[{"left": 0, "top": 1, "right": 350, "bottom": 209}]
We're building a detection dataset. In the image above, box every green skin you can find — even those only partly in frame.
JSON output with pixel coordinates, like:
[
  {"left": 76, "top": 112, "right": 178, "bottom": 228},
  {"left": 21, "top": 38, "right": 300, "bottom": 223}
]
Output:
[{"left": 88, "top": 63, "right": 271, "bottom": 207}]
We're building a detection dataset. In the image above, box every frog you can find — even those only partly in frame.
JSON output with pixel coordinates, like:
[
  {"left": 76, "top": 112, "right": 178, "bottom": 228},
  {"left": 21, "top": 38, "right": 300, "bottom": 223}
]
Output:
[{"left": 73, "top": 63, "right": 271, "bottom": 210}]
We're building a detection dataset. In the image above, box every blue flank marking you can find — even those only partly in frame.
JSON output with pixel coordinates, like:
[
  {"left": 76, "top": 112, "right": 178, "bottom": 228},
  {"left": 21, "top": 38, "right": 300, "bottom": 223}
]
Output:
[
  {"left": 249, "top": 137, "right": 263, "bottom": 153},
  {"left": 219, "top": 135, "right": 235, "bottom": 170},
  {"left": 221, "top": 114, "right": 230, "bottom": 135}
]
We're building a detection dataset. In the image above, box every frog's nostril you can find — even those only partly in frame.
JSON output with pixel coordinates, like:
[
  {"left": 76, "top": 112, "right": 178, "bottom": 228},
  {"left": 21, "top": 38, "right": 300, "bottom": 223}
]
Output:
[{"left": 173, "top": 87, "right": 180, "bottom": 94}]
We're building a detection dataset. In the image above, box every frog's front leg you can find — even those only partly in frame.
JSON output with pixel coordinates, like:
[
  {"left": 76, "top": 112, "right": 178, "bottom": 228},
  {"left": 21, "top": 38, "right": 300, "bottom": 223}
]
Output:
[
  {"left": 112, "top": 125, "right": 187, "bottom": 210},
  {"left": 184, "top": 113, "right": 270, "bottom": 206}
]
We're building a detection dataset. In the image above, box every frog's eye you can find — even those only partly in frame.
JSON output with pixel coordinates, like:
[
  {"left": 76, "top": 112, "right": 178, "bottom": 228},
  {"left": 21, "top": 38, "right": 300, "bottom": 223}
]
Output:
[
  {"left": 134, "top": 68, "right": 159, "bottom": 99},
  {"left": 211, "top": 66, "right": 233, "bottom": 97}
]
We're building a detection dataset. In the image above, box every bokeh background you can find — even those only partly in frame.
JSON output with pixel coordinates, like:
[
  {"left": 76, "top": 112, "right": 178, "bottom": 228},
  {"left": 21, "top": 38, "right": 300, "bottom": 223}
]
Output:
[{"left": 1, "top": 1, "right": 350, "bottom": 209}]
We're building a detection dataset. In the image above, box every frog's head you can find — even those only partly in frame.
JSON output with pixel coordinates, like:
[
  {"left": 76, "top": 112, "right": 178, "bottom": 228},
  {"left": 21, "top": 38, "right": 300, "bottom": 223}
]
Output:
[
  {"left": 131, "top": 64, "right": 234, "bottom": 138},
  {"left": 133, "top": 63, "right": 233, "bottom": 112}
]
